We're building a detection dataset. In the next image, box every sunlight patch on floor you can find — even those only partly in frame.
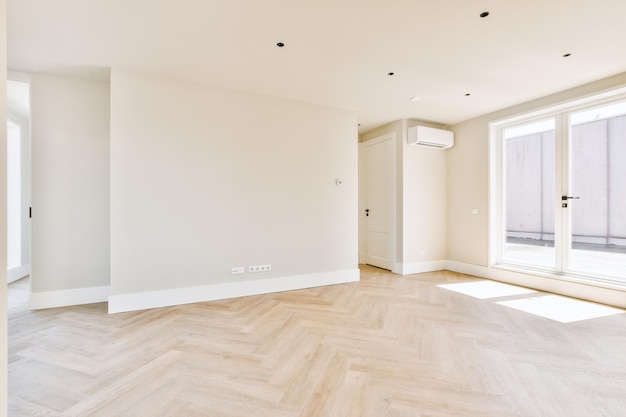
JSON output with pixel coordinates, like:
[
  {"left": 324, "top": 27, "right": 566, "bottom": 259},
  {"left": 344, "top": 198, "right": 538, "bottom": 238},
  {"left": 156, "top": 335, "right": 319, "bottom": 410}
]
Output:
[
  {"left": 438, "top": 280, "right": 624, "bottom": 323},
  {"left": 497, "top": 295, "right": 624, "bottom": 323},
  {"left": 438, "top": 281, "right": 536, "bottom": 299}
]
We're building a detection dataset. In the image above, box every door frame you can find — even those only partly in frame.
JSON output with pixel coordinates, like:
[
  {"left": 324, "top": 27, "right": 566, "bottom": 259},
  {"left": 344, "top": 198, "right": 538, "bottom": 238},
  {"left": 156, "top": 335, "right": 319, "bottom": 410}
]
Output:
[
  {"left": 7, "top": 71, "right": 32, "bottom": 284},
  {"left": 359, "top": 132, "right": 396, "bottom": 270},
  {"left": 490, "top": 88, "right": 626, "bottom": 288}
]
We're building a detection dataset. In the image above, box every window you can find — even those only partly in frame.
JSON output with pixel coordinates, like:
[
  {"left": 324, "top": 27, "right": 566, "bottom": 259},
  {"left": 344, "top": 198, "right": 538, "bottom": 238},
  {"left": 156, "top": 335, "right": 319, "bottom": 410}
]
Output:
[
  {"left": 7, "top": 119, "right": 22, "bottom": 270},
  {"left": 492, "top": 93, "right": 626, "bottom": 287}
]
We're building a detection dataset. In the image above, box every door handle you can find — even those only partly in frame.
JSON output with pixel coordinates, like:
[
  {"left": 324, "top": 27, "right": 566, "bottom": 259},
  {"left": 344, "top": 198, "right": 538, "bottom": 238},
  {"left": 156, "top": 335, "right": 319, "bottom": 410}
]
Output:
[{"left": 561, "top": 196, "right": 579, "bottom": 208}]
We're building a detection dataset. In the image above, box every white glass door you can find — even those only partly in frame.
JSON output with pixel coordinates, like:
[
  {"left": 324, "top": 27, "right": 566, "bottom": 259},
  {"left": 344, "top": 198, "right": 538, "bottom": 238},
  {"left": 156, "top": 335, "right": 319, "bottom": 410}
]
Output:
[
  {"left": 498, "top": 98, "right": 626, "bottom": 285},
  {"left": 566, "top": 101, "right": 626, "bottom": 282},
  {"left": 501, "top": 117, "right": 558, "bottom": 270}
]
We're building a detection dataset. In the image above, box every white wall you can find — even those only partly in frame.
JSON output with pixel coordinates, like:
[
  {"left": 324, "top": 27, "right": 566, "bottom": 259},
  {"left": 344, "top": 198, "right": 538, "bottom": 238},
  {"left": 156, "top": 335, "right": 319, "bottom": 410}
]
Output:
[
  {"left": 447, "top": 71, "right": 626, "bottom": 308},
  {"left": 109, "top": 69, "right": 358, "bottom": 311},
  {"left": 446, "top": 116, "right": 490, "bottom": 266},
  {"left": 402, "top": 119, "right": 447, "bottom": 269},
  {"left": 30, "top": 74, "right": 110, "bottom": 302}
]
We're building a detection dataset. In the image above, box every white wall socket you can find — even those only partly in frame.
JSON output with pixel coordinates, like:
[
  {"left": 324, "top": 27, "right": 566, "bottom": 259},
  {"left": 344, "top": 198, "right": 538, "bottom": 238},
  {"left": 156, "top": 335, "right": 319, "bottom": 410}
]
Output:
[
  {"left": 231, "top": 266, "right": 245, "bottom": 275},
  {"left": 419, "top": 251, "right": 428, "bottom": 256},
  {"left": 249, "top": 264, "right": 272, "bottom": 273}
]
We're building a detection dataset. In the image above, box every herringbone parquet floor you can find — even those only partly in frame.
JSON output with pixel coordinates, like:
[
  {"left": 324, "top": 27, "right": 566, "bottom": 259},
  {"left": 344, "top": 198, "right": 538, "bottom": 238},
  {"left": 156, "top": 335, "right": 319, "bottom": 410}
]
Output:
[{"left": 8, "top": 266, "right": 626, "bottom": 416}]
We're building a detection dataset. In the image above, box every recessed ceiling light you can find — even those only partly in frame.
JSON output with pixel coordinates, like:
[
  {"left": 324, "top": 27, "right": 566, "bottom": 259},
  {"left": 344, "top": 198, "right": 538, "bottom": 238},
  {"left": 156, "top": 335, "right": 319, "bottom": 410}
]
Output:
[
  {"left": 276, "top": 42, "right": 285, "bottom": 48},
  {"left": 563, "top": 53, "right": 571, "bottom": 57},
  {"left": 480, "top": 11, "right": 489, "bottom": 18},
  {"left": 388, "top": 72, "right": 395, "bottom": 76},
  {"left": 409, "top": 96, "right": 422, "bottom": 102}
]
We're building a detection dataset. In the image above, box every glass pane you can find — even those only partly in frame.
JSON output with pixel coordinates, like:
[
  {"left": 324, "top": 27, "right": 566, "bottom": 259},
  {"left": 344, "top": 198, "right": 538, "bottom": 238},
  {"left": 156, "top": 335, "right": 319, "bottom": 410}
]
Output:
[
  {"left": 569, "top": 102, "right": 626, "bottom": 282},
  {"left": 502, "top": 118, "right": 556, "bottom": 269},
  {"left": 7, "top": 119, "right": 22, "bottom": 270}
]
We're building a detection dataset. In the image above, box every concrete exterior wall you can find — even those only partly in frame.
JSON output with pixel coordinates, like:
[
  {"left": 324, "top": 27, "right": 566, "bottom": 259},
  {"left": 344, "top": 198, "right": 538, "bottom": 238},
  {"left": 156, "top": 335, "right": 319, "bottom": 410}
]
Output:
[{"left": 505, "top": 115, "right": 626, "bottom": 245}]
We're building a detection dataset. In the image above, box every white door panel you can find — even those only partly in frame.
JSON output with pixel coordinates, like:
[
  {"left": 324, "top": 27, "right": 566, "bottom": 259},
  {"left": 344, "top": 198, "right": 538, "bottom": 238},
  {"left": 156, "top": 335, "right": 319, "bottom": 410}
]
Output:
[{"left": 364, "top": 136, "right": 394, "bottom": 270}]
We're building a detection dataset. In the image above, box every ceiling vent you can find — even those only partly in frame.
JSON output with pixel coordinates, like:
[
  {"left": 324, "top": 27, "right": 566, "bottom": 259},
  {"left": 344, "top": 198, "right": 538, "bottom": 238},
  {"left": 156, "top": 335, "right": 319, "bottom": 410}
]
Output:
[{"left": 407, "top": 125, "right": 454, "bottom": 149}]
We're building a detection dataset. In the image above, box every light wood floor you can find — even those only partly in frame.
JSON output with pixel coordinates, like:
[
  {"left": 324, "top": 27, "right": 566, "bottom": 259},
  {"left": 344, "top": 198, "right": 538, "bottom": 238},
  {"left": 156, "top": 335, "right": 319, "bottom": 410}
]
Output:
[{"left": 8, "top": 266, "right": 626, "bottom": 416}]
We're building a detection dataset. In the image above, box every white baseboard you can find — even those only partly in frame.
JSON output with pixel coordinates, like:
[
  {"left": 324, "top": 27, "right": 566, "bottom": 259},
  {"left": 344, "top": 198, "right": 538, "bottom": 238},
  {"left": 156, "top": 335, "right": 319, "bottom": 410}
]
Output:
[
  {"left": 30, "top": 285, "right": 110, "bottom": 310},
  {"left": 26, "top": 262, "right": 625, "bottom": 312},
  {"left": 108, "top": 269, "right": 361, "bottom": 314},
  {"left": 8, "top": 264, "right": 31, "bottom": 284},
  {"left": 445, "top": 260, "right": 626, "bottom": 309},
  {"left": 394, "top": 261, "right": 447, "bottom": 275}
]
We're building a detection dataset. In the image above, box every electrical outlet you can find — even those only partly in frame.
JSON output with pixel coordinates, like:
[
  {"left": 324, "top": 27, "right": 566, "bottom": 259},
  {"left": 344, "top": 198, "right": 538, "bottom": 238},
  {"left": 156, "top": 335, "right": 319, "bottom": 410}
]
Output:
[
  {"left": 420, "top": 251, "right": 428, "bottom": 256},
  {"left": 231, "top": 266, "right": 245, "bottom": 275},
  {"left": 249, "top": 265, "right": 272, "bottom": 273}
]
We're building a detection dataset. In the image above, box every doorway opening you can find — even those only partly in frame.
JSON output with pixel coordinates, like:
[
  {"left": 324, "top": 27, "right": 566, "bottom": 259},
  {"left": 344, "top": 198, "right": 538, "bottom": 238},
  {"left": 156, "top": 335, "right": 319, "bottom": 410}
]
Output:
[{"left": 7, "top": 75, "right": 31, "bottom": 286}]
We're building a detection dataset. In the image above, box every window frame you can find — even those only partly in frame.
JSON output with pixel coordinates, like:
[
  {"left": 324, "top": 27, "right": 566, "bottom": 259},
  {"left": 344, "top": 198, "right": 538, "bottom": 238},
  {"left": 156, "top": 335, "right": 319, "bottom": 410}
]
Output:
[{"left": 489, "top": 86, "right": 626, "bottom": 289}]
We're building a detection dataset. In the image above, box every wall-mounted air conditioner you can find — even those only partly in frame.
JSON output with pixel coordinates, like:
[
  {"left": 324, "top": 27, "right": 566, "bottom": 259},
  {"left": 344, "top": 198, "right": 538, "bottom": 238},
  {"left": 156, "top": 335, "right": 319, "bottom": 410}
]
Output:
[{"left": 407, "top": 125, "right": 454, "bottom": 149}]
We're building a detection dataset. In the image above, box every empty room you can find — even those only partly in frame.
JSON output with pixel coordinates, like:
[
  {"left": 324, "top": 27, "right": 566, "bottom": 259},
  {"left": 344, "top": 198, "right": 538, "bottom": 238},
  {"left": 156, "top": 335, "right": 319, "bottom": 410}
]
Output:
[{"left": 2, "top": 1, "right": 626, "bottom": 416}]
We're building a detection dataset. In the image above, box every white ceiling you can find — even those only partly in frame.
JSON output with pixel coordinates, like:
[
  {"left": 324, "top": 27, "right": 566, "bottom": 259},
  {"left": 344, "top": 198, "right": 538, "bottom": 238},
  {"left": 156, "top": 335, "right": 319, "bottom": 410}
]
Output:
[{"left": 8, "top": 0, "right": 626, "bottom": 132}]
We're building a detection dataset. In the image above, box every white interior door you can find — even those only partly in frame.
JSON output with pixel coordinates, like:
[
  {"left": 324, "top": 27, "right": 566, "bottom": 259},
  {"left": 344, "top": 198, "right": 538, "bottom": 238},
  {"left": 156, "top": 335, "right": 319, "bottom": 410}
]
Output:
[{"left": 364, "top": 136, "right": 394, "bottom": 270}]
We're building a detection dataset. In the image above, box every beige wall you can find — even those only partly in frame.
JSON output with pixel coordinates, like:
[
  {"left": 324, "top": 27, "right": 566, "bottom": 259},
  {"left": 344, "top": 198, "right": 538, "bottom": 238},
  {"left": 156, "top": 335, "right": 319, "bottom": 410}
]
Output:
[
  {"left": 403, "top": 119, "right": 447, "bottom": 265},
  {"left": 446, "top": 117, "right": 490, "bottom": 265},
  {"left": 30, "top": 74, "right": 111, "bottom": 293},
  {"left": 110, "top": 69, "right": 358, "bottom": 299}
]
